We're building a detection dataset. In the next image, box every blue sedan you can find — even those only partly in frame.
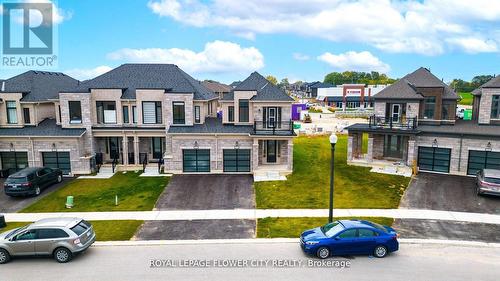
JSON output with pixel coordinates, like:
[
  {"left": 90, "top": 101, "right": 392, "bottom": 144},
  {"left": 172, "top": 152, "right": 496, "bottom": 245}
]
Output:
[{"left": 300, "top": 220, "right": 399, "bottom": 259}]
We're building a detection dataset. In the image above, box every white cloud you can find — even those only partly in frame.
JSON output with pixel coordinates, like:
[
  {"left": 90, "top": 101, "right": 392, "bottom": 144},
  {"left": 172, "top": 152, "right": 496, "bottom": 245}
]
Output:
[
  {"left": 147, "top": 0, "right": 500, "bottom": 55},
  {"left": 317, "top": 51, "right": 390, "bottom": 73},
  {"left": 293, "top": 53, "right": 310, "bottom": 61},
  {"left": 446, "top": 37, "right": 498, "bottom": 54},
  {"left": 65, "top": 66, "right": 113, "bottom": 80},
  {"left": 107, "top": 40, "right": 264, "bottom": 74}
]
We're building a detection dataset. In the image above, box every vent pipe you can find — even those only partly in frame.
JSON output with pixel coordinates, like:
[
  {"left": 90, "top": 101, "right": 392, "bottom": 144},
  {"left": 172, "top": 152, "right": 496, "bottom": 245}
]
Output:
[{"left": 1, "top": 81, "right": 5, "bottom": 92}]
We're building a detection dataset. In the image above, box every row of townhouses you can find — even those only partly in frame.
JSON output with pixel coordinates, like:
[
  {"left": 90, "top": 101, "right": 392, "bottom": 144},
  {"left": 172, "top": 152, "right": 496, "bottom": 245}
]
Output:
[
  {"left": 0, "top": 64, "right": 295, "bottom": 176},
  {"left": 347, "top": 67, "right": 500, "bottom": 176}
]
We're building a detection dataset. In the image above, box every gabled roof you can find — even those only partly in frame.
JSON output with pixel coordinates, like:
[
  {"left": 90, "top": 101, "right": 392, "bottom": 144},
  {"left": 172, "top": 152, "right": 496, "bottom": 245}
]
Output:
[
  {"left": 223, "top": 72, "right": 294, "bottom": 101},
  {"left": 72, "top": 64, "right": 217, "bottom": 100},
  {"left": 0, "top": 71, "right": 79, "bottom": 102},
  {"left": 472, "top": 76, "right": 500, "bottom": 96},
  {"left": 202, "top": 80, "right": 231, "bottom": 93},
  {"left": 374, "top": 67, "right": 457, "bottom": 100},
  {"left": 229, "top": 81, "right": 241, "bottom": 88}
]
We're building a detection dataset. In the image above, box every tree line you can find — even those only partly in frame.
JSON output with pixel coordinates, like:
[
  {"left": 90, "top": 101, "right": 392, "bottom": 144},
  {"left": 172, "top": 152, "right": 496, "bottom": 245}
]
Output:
[{"left": 449, "top": 75, "right": 495, "bottom": 93}]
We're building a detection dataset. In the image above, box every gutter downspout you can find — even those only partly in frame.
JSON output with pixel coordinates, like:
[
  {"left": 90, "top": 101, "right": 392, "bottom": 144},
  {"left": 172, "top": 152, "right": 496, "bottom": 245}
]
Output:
[
  {"left": 29, "top": 137, "right": 35, "bottom": 167},
  {"left": 458, "top": 134, "right": 463, "bottom": 173},
  {"left": 215, "top": 133, "right": 218, "bottom": 171}
]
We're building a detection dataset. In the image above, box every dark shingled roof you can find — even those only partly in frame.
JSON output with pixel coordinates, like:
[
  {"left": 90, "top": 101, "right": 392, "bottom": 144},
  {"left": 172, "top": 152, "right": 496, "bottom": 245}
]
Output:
[
  {"left": 0, "top": 119, "right": 86, "bottom": 137},
  {"left": 0, "top": 71, "right": 79, "bottom": 102},
  {"left": 417, "top": 120, "right": 500, "bottom": 137},
  {"left": 222, "top": 72, "right": 294, "bottom": 101},
  {"left": 168, "top": 117, "right": 253, "bottom": 134},
  {"left": 309, "top": 82, "right": 334, "bottom": 89},
  {"left": 72, "top": 64, "right": 217, "bottom": 100},
  {"left": 202, "top": 81, "right": 231, "bottom": 93},
  {"left": 374, "top": 67, "right": 457, "bottom": 100},
  {"left": 471, "top": 75, "right": 500, "bottom": 96}
]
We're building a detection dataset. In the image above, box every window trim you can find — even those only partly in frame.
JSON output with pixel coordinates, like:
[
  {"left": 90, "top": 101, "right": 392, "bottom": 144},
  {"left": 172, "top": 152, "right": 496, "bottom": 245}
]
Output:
[
  {"left": 6, "top": 101, "right": 17, "bottom": 124},
  {"left": 194, "top": 105, "right": 201, "bottom": 123},
  {"left": 142, "top": 101, "right": 162, "bottom": 124},
  {"left": 68, "top": 101, "right": 82, "bottom": 124},
  {"left": 122, "top": 105, "right": 129, "bottom": 124},
  {"left": 132, "top": 106, "right": 137, "bottom": 124},
  {"left": 238, "top": 99, "right": 249, "bottom": 122},
  {"left": 96, "top": 101, "right": 117, "bottom": 124},
  {"left": 23, "top": 107, "right": 31, "bottom": 124},
  {"left": 423, "top": 96, "right": 436, "bottom": 119},
  {"left": 228, "top": 106, "right": 234, "bottom": 122},
  {"left": 491, "top": 95, "right": 500, "bottom": 119},
  {"left": 172, "top": 101, "right": 186, "bottom": 125}
]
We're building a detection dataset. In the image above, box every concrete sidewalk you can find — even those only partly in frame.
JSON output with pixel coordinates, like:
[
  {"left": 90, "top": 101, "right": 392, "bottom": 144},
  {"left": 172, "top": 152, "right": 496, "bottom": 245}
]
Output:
[{"left": 4, "top": 208, "right": 500, "bottom": 225}]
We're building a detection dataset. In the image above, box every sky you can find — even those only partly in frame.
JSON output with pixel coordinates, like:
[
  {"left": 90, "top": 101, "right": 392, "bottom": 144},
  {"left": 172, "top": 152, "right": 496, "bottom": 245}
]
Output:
[{"left": 1, "top": 0, "right": 499, "bottom": 84}]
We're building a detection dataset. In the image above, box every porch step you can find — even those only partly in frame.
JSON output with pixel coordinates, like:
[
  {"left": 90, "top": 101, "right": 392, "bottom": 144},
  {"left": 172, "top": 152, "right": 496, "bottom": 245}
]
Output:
[
  {"left": 140, "top": 165, "right": 171, "bottom": 177},
  {"left": 78, "top": 165, "right": 116, "bottom": 179},
  {"left": 253, "top": 171, "right": 287, "bottom": 182}
]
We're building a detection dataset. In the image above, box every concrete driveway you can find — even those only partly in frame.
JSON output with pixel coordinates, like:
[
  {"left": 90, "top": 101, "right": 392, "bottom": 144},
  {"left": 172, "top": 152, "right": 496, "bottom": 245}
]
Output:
[
  {"left": 135, "top": 174, "right": 256, "bottom": 240},
  {"left": 400, "top": 173, "right": 500, "bottom": 214},
  {"left": 0, "top": 177, "right": 73, "bottom": 213},
  {"left": 154, "top": 175, "right": 255, "bottom": 210}
]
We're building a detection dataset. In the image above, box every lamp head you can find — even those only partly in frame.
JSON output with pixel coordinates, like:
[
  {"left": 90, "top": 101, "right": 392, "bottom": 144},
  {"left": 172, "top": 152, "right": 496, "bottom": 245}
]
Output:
[{"left": 329, "top": 133, "right": 338, "bottom": 144}]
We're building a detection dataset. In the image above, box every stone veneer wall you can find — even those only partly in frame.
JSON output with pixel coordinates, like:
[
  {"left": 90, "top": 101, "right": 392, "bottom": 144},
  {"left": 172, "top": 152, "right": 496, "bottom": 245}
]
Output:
[{"left": 478, "top": 88, "right": 500, "bottom": 124}]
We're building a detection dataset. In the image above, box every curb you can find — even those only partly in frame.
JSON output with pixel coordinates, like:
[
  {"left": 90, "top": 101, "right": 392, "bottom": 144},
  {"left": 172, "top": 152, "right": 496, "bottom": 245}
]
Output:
[{"left": 93, "top": 238, "right": 500, "bottom": 248}]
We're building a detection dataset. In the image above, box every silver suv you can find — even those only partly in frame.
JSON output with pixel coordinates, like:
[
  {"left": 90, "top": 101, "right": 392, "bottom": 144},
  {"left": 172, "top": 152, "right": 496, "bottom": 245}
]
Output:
[{"left": 0, "top": 218, "right": 96, "bottom": 264}]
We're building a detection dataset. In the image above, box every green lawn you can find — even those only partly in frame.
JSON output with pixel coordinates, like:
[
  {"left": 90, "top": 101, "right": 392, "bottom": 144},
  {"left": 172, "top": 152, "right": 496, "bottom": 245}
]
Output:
[
  {"left": 0, "top": 220, "right": 143, "bottom": 241},
  {"left": 21, "top": 171, "right": 169, "bottom": 213},
  {"left": 255, "top": 135, "right": 410, "bottom": 209},
  {"left": 459, "top": 92, "right": 473, "bottom": 105},
  {"left": 257, "top": 217, "right": 394, "bottom": 238}
]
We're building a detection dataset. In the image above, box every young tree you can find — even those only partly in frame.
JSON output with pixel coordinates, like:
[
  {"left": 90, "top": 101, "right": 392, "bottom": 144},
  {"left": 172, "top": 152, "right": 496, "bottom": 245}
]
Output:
[{"left": 266, "top": 75, "right": 278, "bottom": 85}]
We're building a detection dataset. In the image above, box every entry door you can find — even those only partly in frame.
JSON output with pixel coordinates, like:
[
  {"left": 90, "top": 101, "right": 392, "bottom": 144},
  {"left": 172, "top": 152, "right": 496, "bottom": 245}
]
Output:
[
  {"left": 152, "top": 137, "right": 163, "bottom": 160},
  {"left": 108, "top": 137, "right": 121, "bottom": 160},
  {"left": 384, "top": 135, "right": 403, "bottom": 159},
  {"left": 391, "top": 104, "right": 401, "bottom": 122},
  {"left": 266, "top": 140, "right": 277, "bottom": 163}
]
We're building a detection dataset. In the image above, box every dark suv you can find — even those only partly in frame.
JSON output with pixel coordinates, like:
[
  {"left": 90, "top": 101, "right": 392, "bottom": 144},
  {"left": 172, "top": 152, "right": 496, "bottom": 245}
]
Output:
[{"left": 4, "top": 167, "right": 63, "bottom": 197}]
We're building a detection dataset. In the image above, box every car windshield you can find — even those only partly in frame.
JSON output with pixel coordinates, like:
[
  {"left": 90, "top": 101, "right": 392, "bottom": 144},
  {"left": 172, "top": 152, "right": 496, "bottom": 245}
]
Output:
[
  {"left": 485, "top": 177, "right": 500, "bottom": 184},
  {"left": 6, "top": 177, "right": 28, "bottom": 184},
  {"left": 321, "top": 221, "right": 345, "bottom": 238},
  {"left": 5, "top": 225, "right": 29, "bottom": 239}
]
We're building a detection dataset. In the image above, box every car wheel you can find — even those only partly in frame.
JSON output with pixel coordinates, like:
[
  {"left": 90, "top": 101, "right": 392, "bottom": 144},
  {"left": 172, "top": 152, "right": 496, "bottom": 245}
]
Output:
[
  {"left": 316, "top": 247, "right": 330, "bottom": 259},
  {"left": 57, "top": 175, "right": 63, "bottom": 183},
  {"left": 0, "top": 249, "right": 11, "bottom": 264},
  {"left": 54, "top": 247, "right": 72, "bottom": 263},
  {"left": 34, "top": 186, "right": 41, "bottom": 196},
  {"left": 373, "top": 245, "right": 388, "bottom": 258}
]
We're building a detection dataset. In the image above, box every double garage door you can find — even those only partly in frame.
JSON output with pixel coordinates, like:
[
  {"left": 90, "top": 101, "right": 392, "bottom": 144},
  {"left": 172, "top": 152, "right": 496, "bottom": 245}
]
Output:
[
  {"left": 182, "top": 149, "right": 251, "bottom": 173},
  {"left": 417, "top": 147, "right": 451, "bottom": 173},
  {"left": 42, "top": 152, "right": 71, "bottom": 175},
  {"left": 467, "top": 150, "right": 500, "bottom": 175}
]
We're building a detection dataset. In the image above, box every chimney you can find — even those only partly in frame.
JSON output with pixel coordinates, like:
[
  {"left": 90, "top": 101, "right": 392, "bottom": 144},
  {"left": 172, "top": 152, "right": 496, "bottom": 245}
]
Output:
[{"left": 1, "top": 81, "right": 5, "bottom": 92}]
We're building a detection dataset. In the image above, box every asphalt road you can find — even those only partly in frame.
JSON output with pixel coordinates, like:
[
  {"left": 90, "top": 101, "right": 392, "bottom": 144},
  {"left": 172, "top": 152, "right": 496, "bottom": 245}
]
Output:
[
  {"left": 0, "top": 177, "right": 73, "bottom": 212},
  {"left": 1, "top": 242, "right": 499, "bottom": 281}
]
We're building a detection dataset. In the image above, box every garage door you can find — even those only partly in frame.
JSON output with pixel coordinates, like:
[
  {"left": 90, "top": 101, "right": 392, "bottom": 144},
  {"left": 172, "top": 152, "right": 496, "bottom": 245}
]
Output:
[
  {"left": 42, "top": 152, "right": 71, "bottom": 175},
  {"left": 467, "top": 150, "right": 500, "bottom": 175},
  {"left": 183, "top": 149, "right": 210, "bottom": 172},
  {"left": 0, "top": 152, "right": 28, "bottom": 176},
  {"left": 223, "top": 149, "right": 251, "bottom": 172},
  {"left": 418, "top": 147, "right": 451, "bottom": 173}
]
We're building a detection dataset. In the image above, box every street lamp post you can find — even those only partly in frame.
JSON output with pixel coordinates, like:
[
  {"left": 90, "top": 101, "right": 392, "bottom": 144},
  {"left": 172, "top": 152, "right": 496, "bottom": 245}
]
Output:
[{"left": 328, "top": 133, "right": 338, "bottom": 223}]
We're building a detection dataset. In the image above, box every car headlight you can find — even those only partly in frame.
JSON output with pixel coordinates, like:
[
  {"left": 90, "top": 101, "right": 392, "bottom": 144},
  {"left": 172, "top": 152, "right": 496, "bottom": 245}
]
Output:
[{"left": 305, "top": 241, "right": 320, "bottom": 245}]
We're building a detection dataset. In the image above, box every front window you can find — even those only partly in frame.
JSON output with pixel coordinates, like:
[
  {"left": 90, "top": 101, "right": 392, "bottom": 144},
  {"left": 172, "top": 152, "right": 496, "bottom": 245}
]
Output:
[
  {"left": 122, "top": 106, "right": 129, "bottom": 123},
  {"left": 23, "top": 108, "right": 31, "bottom": 124},
  {"left": 423, "top": 97, "right": 436, "bottom": 119},
  {"left": 321, "top": 221, "right": 345, "bottom": 238},
  {"left": 142, "top": 101, "right": 162, "bottom": 124},
  {"left": 172, "top": 101, "right": 185, "bottom": 124},
  {"left": 491, "top": 95, "right": 500, "bottom": 119},
  {"left": 96, "top": 101, "right": 117, "bottom": 124},
  {"left": 239, "top": 99, "right": 249, "bottom": 122},
  {"left": 228, "top": 106, "right": 234, "bottom": 122},
  {"left": 6, "top": 101, "right": 17, "bottom": 124},
  {"left": 68, "top": 101, "right": 82, "bottom": 124},
  {"left": 194, "top": 106, "right": 200, "bottom": 123},
  {"left": 132, "top": 106, "right": 137, "bottom": 123}
]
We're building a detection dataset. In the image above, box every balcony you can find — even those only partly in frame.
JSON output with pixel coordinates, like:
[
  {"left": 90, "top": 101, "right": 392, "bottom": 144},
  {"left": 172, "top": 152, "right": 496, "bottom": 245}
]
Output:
[
  {"left": 253, "top": 120, "right": 295, "bottom": 136},
  {"left": 369, "top": 115, "right": 417, "bottom": 130}
]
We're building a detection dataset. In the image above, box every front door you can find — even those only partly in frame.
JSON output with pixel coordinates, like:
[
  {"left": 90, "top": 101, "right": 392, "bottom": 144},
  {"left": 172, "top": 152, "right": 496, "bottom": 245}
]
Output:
[
  {"left": 152, "top": 137, "right": 163, "bottom": 160},
  {"left": 384, "top": 135, "right": 403, "bottom": 159},
  {"left": 266, "top": 140, "right": 277, "bottom": 163},
  {"left": 108, "top": 137, "right": 121, "bottom": 160},
  {"left": 9, "top": 230, "right": 37, "bottom": 256},
  {"left": 391, "top": 104, "right": 401, "bottom": 123}
]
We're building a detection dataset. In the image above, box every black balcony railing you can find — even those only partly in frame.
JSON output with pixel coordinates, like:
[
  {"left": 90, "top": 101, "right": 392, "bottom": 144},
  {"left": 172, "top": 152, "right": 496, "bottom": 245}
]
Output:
[
  {"left": 253, "top": 120, "right": 294, "bottom": 135},
  {"left": 369, "top": 115, "right": 418, "bottom": 130}
]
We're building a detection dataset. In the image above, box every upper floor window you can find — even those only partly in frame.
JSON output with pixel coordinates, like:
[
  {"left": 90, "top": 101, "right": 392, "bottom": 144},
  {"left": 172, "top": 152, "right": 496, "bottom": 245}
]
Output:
[
  {"left": 96, "top": 101, "right": 117, "bottom": 124},
  {"left": 143, "top": 101, "right": 162, "bottom": 124},
  {"left": 172, "top": 101, "right": 185, "bottom": 124},
  {"left": 132, "top": 106, "right": 137, "bottom": 124},
  {"left": 194, "top": 105, "right": 200, "bottom": 123},
  {"left": 122, "top": 106, "right": 129, "bottom": 123},
  {"left": 228, "top": 106, "right": 234, "bottom": 122},
  {"left": 23, "top": 108, "right": 31, "bottom": 124},
  {"left": 208, "top": 102, "right": 213, "bottom": 115},
  {"left": 491, "top": 95, "right": 500, "bottom": 119},
  {"left": 6, "top": 101, "right": 17, "bottom": 124},
  {"left": 423, "top": 97, "right": 436, "bottom": 119},
  {"left": 239, "top": 99, "right": 249, "bottom": 122},
  {"left": 68, "top": 101, "right": 82, "bottom": 124}
]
